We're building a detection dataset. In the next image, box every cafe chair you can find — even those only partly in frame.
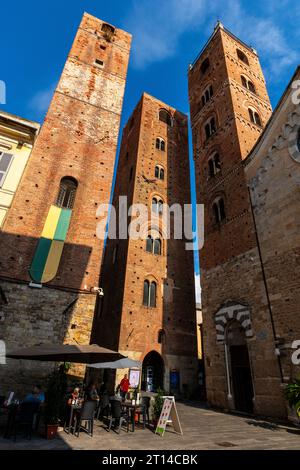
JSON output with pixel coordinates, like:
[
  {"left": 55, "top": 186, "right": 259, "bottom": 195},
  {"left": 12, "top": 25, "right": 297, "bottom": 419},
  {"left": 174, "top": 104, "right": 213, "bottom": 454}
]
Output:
[
  {"left": 97, "top": 392, "right": 110, "bottom": 421},
  {"left": 75, "top": 401, "right": 97, "bottom": 438},
  {"left": 108, "top": 400, "right": 129, "bottom": 434},
  {"left": 13, "top": 402, "right": 40, "bottom": 441}
]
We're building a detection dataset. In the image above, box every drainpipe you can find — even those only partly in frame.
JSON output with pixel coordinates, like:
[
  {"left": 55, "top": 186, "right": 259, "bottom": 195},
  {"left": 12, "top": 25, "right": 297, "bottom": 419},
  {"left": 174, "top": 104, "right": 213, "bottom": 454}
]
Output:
[{"left": 247, "top": 186, "right": 284, "bottom": 382}]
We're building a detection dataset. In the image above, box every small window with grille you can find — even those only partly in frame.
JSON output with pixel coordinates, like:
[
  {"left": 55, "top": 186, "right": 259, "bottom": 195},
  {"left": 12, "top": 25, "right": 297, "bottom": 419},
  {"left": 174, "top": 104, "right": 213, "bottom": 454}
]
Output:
[{"left": 56, "top": 177, "right": 78, "bottom": 209}]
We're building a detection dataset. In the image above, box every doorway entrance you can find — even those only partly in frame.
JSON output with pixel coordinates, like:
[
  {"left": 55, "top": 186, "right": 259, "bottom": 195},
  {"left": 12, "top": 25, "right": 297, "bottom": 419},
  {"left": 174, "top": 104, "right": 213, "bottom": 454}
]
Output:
[
  {"left": 227, "top": 321, "right": 254, "bottom": 413},
  {"left": 141, "top": 351, "right": 164, "bottom": 392}
]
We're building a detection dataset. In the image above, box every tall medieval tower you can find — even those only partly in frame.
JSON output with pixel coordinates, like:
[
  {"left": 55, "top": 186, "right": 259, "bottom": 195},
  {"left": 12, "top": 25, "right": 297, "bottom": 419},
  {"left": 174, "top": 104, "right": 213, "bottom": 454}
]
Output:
[
  {"left": 0, "top": 13, "right": 131, "bottom": 391},
  {"left": 189, "top": 23, "right": 286, "bottom": 417},
  {"left": 93, "top": 93, "right": 198, "bottom": 395}
]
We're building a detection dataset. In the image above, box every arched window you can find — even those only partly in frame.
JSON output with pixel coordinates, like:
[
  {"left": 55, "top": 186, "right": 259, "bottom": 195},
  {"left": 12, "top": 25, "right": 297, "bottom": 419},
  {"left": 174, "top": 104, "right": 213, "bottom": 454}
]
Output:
[
  {"left": 155, "top": 165, "right": 164, "bottom": 180},
  {"left": 158, "top": 199, "right": 163, "bottom": 215},
  {"left": 146, "top": 235, "right": 161, "bottom": 255},
  {"left": 153, "top": 238, "right": 161, "bottom": 255},
  {"left": 155, "top": 137, "right": 165, "bottom": 151},
  {"left": 213, "top": 197, "right": 226, "bottom": 224},
  {"left": 200, "top": 57, "right": 210, "bottom": 75},
  {"left": 208, "top": 152, "right": 221, "bottom": 178},
  {"left": 146, "top": 235, "right": 153, "bottom": 253},
  {"left": 205, "top": 117, "right": 216, "bottom": 139},
  {"left": 297, "top": 128, "right": 300, "bottom": 152},
  {"left": 143, "top": 280, "right": 157, "bottom": 307},
  {"left": 241, "top": 75, "right": 256, "bottom": 94},
  {"left": 248, "top": 108, "right": 262, "bottom": 126},
  {"left": 248, "top": 81, "right": 256, "bottom": 94},
  {"left": 208, "top": 159, "right": 215, "bottom": 178},
  {"left": 237, "top": 49, "right": 249, "bottom": 65},
  {"left": 201, "top": 84, "right": 213, "bottom": 108},
  {"left": 159, "top": 109, "right": 172, "bottom": 126},
  {"left": 152, "top": 197, "right": 158, "bottom": 213},
  {"left": 101, "top": 23, "right": 115, "bottom": 41},
  {"left": 158, "top": 329, "right": 165, "bottom": 344},
  {"left": 56, "top": 177, "right": 78, "bottom": 209},
  {"left": 152, "top": 197, "right": 164, "bottom": 215}
]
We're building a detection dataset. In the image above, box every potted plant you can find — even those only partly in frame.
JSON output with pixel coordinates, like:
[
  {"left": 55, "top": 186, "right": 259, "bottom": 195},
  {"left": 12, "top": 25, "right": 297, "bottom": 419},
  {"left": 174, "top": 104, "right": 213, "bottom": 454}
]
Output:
[
  {"left": 283, "top": 377, "right": 300, "bottom": 423},
  {"left": 152, "top": 388, "right": 165, "bottom": 429},
  {"left": 44, "top": 365, "right": 68, "bottom": 439}
]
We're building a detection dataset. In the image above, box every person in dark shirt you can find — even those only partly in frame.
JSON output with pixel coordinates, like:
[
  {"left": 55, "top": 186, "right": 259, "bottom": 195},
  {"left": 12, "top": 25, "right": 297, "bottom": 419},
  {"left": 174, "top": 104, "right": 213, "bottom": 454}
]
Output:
[{"left": 85, "top": 383, "right": 99, "bottom": 402}]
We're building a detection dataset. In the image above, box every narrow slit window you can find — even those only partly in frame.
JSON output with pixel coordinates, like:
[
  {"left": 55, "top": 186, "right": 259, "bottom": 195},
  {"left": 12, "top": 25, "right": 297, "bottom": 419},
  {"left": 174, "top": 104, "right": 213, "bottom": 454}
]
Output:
[{"left": 95, "top": 59, "right": 104, "bottom": 67}]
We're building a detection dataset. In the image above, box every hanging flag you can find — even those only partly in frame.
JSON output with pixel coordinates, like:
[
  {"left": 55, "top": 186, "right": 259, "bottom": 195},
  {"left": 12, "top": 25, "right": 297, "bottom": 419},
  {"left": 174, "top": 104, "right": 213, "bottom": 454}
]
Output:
[{"left": 30, "top": 205, "right": 72, "bottom": 283}]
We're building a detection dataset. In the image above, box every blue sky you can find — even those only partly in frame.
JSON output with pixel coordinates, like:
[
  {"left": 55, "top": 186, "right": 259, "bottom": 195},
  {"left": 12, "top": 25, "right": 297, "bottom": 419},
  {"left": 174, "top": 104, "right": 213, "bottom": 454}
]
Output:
[{"left": 1, "top": 0, "right": 299, "bottom": 301}]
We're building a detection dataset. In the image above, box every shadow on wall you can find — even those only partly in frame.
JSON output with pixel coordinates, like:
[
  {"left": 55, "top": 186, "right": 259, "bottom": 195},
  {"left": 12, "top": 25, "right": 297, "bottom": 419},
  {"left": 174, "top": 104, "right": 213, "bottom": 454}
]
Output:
[
  {"left": 161, "top": 110, "right": 198, "bottom": 398},
  {"left": 0, "top": 231, "right": 95, "bottom": 397}
]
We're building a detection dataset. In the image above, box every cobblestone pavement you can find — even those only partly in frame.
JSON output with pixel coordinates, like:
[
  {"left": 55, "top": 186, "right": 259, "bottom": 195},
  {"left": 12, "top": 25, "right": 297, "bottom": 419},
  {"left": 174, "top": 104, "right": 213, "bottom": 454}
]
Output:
[{"left": 0, "top": 402, "right": 299, "bottom": 450}]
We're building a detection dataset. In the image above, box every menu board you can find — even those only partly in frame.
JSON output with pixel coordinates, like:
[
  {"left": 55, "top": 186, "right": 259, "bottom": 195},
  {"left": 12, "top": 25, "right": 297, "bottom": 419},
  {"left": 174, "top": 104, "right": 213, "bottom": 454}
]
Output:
[
  {"left": 155, "top": 398, "right": 183, "bottom": 437},
  {"left": 129, "top": 369, "right": 140, "bottom": 389}
]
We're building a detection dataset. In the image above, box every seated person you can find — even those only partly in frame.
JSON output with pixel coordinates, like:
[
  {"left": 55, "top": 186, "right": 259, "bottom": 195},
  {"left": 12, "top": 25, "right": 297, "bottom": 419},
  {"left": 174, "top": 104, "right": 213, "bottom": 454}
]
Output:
[
  {"left": 85, "top": 383, "right": 99, "bottom": 401},
  {"left": 24, "top": 384, "right": 45, "bottom": 404},
  {"left": 67, "top": 387, "right": 81, "bottom": 405}
]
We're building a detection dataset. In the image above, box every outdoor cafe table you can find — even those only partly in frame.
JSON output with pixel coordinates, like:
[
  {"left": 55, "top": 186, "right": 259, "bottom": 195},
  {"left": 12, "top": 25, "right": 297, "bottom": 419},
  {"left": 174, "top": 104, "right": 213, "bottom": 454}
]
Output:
[
  {"left": 122, "top": 401, "right": 146, "bottom": 432},
  {"left": 65, "top": 403, "right": 82, "bottom": 434}
]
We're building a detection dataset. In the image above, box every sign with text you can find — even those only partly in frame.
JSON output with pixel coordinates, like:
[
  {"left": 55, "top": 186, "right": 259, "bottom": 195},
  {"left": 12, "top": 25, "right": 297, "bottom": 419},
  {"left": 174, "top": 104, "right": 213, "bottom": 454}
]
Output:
[{"left": 155, "top": 398, "right": 183, "bottom": 437}]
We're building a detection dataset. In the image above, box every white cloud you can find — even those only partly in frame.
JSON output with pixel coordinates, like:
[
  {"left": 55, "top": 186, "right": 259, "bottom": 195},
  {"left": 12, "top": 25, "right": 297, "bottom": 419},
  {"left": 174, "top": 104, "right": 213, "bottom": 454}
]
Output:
[
  {"left": 123, "top": 0, "right": 209, "bottom": 68},
  {"left": 195, "top": 272, "right": 201, "bottom": 305},
  {"left": 124, "top": 0, "right": 297, "bottom": 76},
  {"left": 29, "top": 83, "right": 56, "bottom": 113},
  {"left": 220, "top": 0, "right": 297, "bottom": 75}
]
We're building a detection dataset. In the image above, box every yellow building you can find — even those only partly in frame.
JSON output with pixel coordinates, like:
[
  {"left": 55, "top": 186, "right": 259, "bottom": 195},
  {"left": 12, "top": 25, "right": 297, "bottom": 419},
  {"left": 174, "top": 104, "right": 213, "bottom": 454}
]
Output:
[{"left": 0, "top": 111, "right": 39, "bottom": 227}]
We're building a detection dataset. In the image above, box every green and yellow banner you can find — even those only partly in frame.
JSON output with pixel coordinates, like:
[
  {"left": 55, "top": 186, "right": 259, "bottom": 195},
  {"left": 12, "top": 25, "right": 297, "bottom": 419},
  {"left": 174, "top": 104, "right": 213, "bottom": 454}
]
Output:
[{"left": 30, "top": 205, "right": 72, "bottom": 284}]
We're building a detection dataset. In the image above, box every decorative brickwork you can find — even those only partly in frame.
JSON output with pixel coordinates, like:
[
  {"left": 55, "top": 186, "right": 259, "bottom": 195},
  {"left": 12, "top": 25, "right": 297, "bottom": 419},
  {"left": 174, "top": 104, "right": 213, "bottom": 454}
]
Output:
[
  {"left": 189, "top": 23, "right": 286, "bottom": 417},
  {"left": 0, "top": 13, "right": 131, "bottom": 392},
  {"left": 93, "top": 93, "right": 198, "bottom": 395}
]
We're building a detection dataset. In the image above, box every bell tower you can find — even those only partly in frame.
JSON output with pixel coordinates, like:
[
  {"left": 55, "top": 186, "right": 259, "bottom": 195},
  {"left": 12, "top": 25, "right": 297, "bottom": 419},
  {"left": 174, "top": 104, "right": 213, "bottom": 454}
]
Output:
[
  {"left": 189, "top": 22, "right": 272, "bottom": 271},
  {"left": 0, "top": 13, "right": 131, "bottom": 391},
  {"left": 188, "top": 24, "right": 285, "bottom": 418}
]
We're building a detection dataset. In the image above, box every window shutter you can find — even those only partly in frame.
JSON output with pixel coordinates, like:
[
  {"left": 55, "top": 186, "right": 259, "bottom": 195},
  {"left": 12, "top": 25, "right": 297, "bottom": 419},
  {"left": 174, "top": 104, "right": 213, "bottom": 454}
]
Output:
[{"left": 0, "top": 153, "right": 13, "bottom": 187}]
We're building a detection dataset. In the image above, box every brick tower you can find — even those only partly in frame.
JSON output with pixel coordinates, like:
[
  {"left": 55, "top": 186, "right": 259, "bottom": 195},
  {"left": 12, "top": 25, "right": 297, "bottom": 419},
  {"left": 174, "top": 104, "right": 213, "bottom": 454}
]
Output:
[
  {"left": 93, "top": 93, "right": 198, "bottom": 395},
  {"left": 0, "top": 13, "right": 131, "bottom": 391},
  {"left": 189, "top": 23, "right": 286, "bottom": 417}
]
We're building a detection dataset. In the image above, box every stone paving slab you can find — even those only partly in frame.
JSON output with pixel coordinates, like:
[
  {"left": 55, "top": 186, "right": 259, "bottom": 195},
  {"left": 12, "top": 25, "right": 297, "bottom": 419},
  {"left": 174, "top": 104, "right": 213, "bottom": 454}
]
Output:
[{"left": 0, "top": 402, "right": 299, "bottom": 450}]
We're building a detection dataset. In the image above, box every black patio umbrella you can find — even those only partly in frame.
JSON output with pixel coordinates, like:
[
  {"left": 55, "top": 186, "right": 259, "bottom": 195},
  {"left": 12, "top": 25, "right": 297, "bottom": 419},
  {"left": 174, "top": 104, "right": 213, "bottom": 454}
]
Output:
[{"left": 6, "top": 343, "right": 125, "bottom": 364}]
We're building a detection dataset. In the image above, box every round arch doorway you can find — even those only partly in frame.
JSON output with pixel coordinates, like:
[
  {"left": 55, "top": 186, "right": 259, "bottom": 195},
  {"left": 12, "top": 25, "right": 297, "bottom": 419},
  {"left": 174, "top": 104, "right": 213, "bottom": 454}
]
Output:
[
  {"left": 141, "top": 351, "right": 164, "bottom": 392},
  {"left": 226, "top": 320, "right": 254, "bottom": 413}
]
